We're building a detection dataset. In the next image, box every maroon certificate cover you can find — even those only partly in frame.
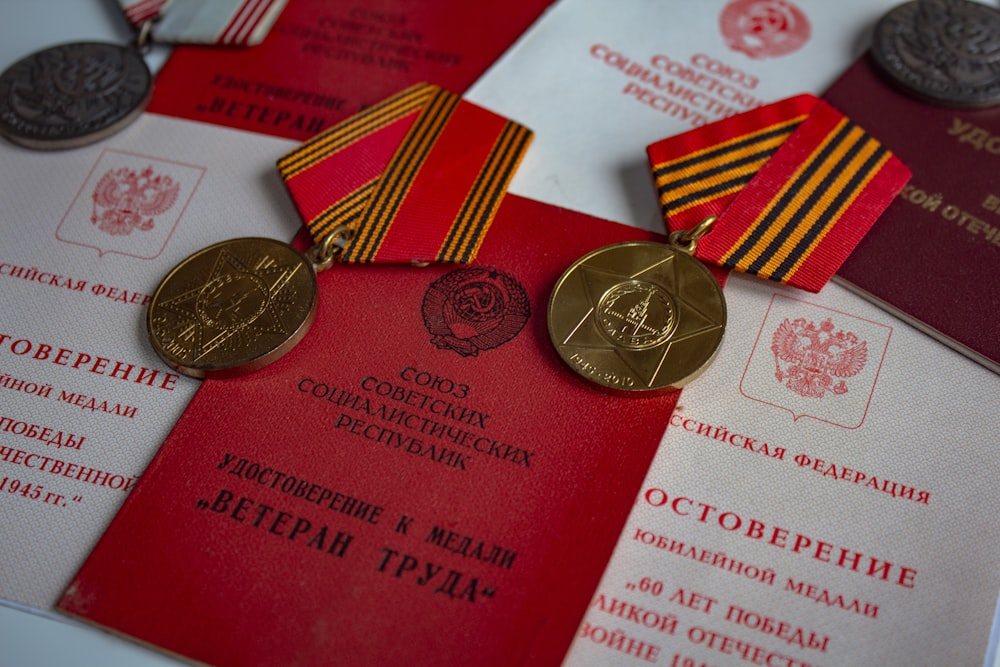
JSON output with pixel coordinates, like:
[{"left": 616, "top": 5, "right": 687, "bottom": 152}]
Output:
[
  {"left": 57, "top": 194, "right": 679, "bottom": 666},
  {"left": 824, "top": 55, "right": 1000, "bottom": 373},
  {"left": 147, "top": 0, "right": 553, "bottom": 140}
]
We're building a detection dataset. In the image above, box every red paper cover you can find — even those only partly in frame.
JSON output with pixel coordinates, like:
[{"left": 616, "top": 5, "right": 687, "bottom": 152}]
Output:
[
  {"left": 146, "top": 0, "right": 552, "bottom": 141},
  {"left": 824, "top": 55, "right": 1000, "bottom": 373},
  {"left": 57, "top": 194, "right": 679, "bottom": 666}
]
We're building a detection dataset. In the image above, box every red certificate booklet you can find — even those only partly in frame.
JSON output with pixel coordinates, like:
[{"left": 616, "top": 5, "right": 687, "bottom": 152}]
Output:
[
  {"left": 824, "top": 55, "right": 1000, "bottom": 373},
  {"left": 58, "top": 194, "right": 680, "bottom": 666},
  {"left": 147, "top": 0, "right": 552, "bottom": 140}
]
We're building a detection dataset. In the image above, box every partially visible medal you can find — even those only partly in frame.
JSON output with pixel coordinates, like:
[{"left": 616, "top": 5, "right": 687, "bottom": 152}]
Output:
[
  {"left": 549, "top": 221, "right": 725, "bottom": 394},
  {"left": 147, "top": 83, "right": 533, "bottom": 378},
  {"left": 0, "top": 38, "right": 153, "bottom": 150},
  {"left": 871, "top": 0, "right": 1000, "bottom": 108},
  {"left": 0, "top": 1, "right": 288, "bottom": 150},
  {"left": 550, "top": 94, "right": 911, "bottom": 395}
]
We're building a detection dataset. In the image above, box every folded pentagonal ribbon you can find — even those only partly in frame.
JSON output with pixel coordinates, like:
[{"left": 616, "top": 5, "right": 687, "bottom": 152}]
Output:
[
  {"left": 277, "top": 83, "right": 533, "bottom": 265},
  {"left": 647, "top": 94, "right": 910, "bottom": 292}
]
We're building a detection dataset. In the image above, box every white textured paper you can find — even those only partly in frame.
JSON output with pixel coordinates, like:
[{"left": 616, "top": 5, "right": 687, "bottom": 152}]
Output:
[
  {"left": 468, "top": 0, "right": 916, "bottom": 231},
  {"left": 564, "top": 275, "right": 1000, "bottom": 667},
  {"left": 0, "top": 114, "right": 297, "bottom": 613}
]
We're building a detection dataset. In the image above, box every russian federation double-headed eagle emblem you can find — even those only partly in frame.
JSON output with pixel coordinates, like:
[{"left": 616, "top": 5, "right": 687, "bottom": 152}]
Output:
[
  {"left": 771, "top": 317, "right": 867, "bottom": 398},
  {"left": 91, "top": 165, "right": 180, "bottom": 236}
]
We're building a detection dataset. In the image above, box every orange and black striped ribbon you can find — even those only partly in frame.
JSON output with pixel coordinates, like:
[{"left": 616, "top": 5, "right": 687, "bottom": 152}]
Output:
[
  {"left": 277, "top": 83, "right": 533, "bottom": 265},
  {"left": 647, "top": 94, "right": 910, "bottom": 292}
]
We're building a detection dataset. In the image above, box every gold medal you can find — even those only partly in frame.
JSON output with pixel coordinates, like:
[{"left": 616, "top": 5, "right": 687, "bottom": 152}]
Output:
[
  {"left": 548, "top": 222, "right": 726, "bottom": 394},
  {"left": 147, "top": 235, "right": 339, "bottom": 379},
  {"left": 146, "top": 83, "right": 533, "bottom": 379}
]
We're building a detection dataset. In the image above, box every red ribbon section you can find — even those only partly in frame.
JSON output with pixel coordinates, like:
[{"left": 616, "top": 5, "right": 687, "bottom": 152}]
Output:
[
  {"left": 648, "top": 94, "right": 910, "bottom": 292},
  {"left": 278, "top": 83, "right": 533, "bottom": 264}
]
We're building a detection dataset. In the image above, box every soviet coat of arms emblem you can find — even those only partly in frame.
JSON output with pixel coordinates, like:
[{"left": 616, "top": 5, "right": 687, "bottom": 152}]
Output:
[{"left": 422, "top": 266, "right": 530, "bottom": 357}]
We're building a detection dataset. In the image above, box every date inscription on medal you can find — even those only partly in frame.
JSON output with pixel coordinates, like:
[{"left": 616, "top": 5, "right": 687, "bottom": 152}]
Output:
[
  {"left": 147, "top": 238, "right": 317, "bottom": 379},
  {"left": 548, "top": 242, "right": 726, "bottom": 394}
]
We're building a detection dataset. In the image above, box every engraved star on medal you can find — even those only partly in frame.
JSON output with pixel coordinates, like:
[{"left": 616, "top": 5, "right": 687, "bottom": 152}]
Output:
[
  {"left": 146, "top": 84, "right": 532, "bottom": 380},
  {"left": 148, "top": 237, "right": 318, "bottom": 379},
  {"left": 548, "top": 241, "right": 726, "bottom": 394}
]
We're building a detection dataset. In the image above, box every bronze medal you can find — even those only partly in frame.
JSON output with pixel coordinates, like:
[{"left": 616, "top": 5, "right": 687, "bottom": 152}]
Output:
[
  {"left": 548, "top": 240, "right": 726, "bottom": 395},
  {"left": 147, "top": 237, "right": 319, "bottom": 379},
  {"left": 0, "top": 42, "right": 152, "bottom": 150},
  {"left": 0, "top": 1, "right": 290, "bottom": 150},
  {"left": 871, "top": 0, "right": 1000, "bottom": 109}
]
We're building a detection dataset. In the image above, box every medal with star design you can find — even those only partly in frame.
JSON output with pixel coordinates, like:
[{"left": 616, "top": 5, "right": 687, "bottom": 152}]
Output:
[
  {"left": 146, "top": 83, "right": 532, "bottom": 379},
  {"left": 548, "top": 228, "right": 726, "bottom": 394},
  {"left": 147, "top": 238, "right": 319, "bottom": 379},
  {"left": 550, "top": 94, "right": 911, "bottom": 395}
]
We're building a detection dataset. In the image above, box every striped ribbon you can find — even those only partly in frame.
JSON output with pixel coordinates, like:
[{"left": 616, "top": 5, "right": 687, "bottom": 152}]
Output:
[
  {"left": 647, "top": 94, "right": 910, "bottom": 292},
  {"left": 117, "top": 0, "right": 287, "bottom": 46},
  {"left": 278, "top": 83, "right": 533, "bottom": 265}
]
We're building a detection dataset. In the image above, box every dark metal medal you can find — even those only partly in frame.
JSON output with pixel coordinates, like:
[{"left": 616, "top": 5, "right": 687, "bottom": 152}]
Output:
[
  {"left": 871, "top": 0, "right": 1000, "bottom": 108},
  {"left": 548, "top": 241, "right": 726, "bottom": 395},
  {"left": 0, "top": 42, "right": 152, "bottom": 150},
  {"left": 147, "top": 238, "right": 318, "bottom": 379}
]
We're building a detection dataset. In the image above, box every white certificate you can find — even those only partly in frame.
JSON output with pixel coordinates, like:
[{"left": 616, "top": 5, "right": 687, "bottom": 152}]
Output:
[
  {"left": 565, "top": 274, "right": 1000, "bottom": 666},
  {"left": 468, "top": 0, "right": 919, "bottom": 231},
  {"left": 0, "top": 117, "right": 297, "bottom": 614}
]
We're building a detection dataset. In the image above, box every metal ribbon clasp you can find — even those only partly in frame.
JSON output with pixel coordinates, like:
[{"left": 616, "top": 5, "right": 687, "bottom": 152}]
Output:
[
  {"left": 668, "top": 215, "right": 717, "bottom": 255},
  {"left": 306, "top": 224, "right": 354, "bottom": 272}
]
